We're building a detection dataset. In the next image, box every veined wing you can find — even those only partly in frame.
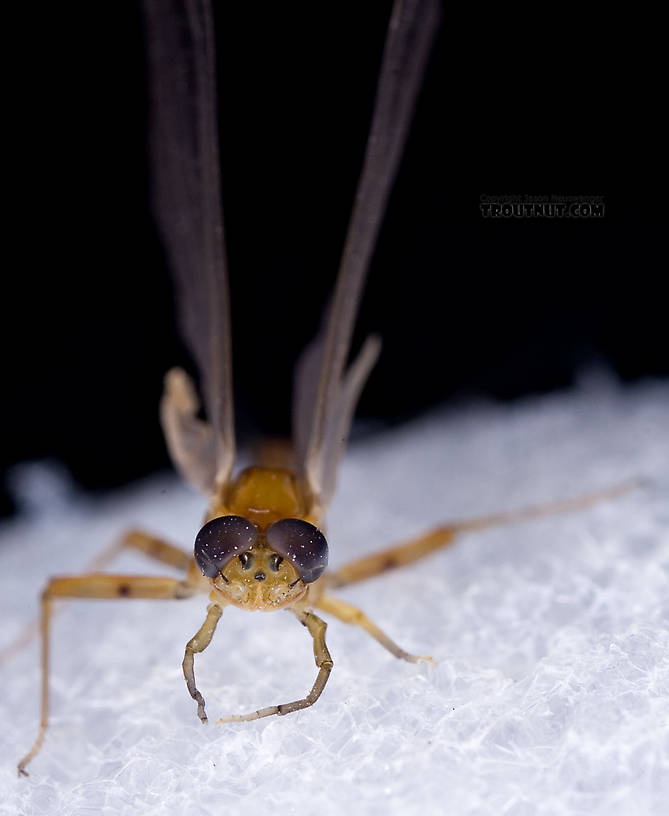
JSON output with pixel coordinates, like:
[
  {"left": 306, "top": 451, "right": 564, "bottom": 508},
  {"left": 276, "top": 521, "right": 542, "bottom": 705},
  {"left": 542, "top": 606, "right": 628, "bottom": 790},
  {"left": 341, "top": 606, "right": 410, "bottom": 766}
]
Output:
[
  {"left": 144, "top": 0, "right": 235, "bottom": 493},
  {"left": 294, "top": 0, "right": 441, "bottom": 513}
]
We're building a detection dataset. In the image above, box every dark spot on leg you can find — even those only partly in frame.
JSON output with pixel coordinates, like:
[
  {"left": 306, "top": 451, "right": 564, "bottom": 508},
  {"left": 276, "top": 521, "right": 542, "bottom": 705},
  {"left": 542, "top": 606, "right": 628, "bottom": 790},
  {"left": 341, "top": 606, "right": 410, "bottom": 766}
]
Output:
[
  {"left": 118, "top": 583, "right": 131, "bottom": 597},
  {"left": 381, "top": 556, "right": 398, "bottom": 572}
]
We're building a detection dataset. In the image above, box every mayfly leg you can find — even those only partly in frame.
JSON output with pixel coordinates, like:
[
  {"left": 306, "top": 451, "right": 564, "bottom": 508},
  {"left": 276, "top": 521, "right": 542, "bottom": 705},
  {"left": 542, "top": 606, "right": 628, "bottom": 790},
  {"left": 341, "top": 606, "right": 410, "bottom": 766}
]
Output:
[
  {"left": 17, "top": 573, "right": 195, "bottom": 776},
  {"left": 316, "top": 594, "right": 433, "bottom": 664},
  {"left": 327, "top": 479, "right": 642, "bottom": 588},
  {"left": 183, "top": 602, "right": 223, "bottom": 723},
  {"left": 216, "top": 609, "right": 333, "bottom": 725},
  {"left": 115, "top": 530, "right": 193, "bottom": 571},
  {"left": 1, "top": 530, "right": 192, "bottom": 666}
]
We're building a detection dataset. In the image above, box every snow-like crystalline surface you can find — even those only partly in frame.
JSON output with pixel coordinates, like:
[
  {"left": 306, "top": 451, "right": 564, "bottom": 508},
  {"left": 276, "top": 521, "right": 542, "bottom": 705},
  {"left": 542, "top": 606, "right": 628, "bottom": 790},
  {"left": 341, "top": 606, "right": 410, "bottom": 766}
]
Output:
[{"left": 1, "top": 379, "right": 668, "bottom": 816}]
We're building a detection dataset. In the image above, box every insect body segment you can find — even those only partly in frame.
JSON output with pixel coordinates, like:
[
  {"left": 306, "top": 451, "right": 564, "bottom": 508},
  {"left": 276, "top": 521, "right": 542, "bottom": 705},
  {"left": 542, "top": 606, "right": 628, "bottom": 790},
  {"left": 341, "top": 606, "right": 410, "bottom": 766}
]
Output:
[
  {"left": 215, "top": 466, "right": 317, "bottom": 527},
  {"left": 195, "top": 466, "right": 329, "bottom": 610},
  {"left": 210, "top": 544, "right": 305, "bottom": 611}
]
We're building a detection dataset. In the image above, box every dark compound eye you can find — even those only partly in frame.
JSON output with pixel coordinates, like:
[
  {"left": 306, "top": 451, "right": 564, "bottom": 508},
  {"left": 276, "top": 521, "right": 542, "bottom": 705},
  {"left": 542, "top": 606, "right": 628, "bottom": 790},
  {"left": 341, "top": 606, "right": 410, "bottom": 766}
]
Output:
[
  {"left": 265, "top": 518, "right": 328, "bottom": 583},
  {"left": 194, "top": 515, "right": 259, "bottom": 578}
]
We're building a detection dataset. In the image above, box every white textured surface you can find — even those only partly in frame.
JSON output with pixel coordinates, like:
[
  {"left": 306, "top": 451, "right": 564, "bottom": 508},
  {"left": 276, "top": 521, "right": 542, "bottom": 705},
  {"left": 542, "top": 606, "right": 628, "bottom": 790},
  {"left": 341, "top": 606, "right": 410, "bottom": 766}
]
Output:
[{"left": 1, "top": 379, "right": 668, "bottom": 816}]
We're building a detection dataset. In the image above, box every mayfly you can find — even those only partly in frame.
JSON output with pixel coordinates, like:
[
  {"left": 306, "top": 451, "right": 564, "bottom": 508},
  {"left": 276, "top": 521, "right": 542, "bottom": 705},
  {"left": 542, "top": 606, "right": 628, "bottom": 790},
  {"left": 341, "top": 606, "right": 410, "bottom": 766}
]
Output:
[{"left": 16, "top": 0, "right": 633, "bottom": 775}]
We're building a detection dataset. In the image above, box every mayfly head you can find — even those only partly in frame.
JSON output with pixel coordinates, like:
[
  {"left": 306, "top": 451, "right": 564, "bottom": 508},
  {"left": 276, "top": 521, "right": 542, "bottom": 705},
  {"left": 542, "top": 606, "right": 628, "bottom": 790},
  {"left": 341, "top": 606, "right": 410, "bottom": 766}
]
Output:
[{"left": 194, "top": 515, "right": 328, "bottom": 610}]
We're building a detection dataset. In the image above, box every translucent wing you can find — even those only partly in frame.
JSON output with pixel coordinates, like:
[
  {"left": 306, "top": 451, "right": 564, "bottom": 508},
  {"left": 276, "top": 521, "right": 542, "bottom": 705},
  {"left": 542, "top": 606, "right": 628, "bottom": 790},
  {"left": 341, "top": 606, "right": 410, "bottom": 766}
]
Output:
[
  {"left": 294, "top": 0, "right": 441, "bottom": 512},
  {"left": 144, "top": 0, "right": 235, "bottom": 492}
]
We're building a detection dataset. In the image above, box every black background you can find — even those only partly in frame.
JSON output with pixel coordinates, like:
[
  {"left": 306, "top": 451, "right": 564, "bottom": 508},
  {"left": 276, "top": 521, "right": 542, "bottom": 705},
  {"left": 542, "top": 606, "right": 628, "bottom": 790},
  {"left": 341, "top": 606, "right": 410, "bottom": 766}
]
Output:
[{"left": 2, "top": 3, "right": 665, "bottom": 516}]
